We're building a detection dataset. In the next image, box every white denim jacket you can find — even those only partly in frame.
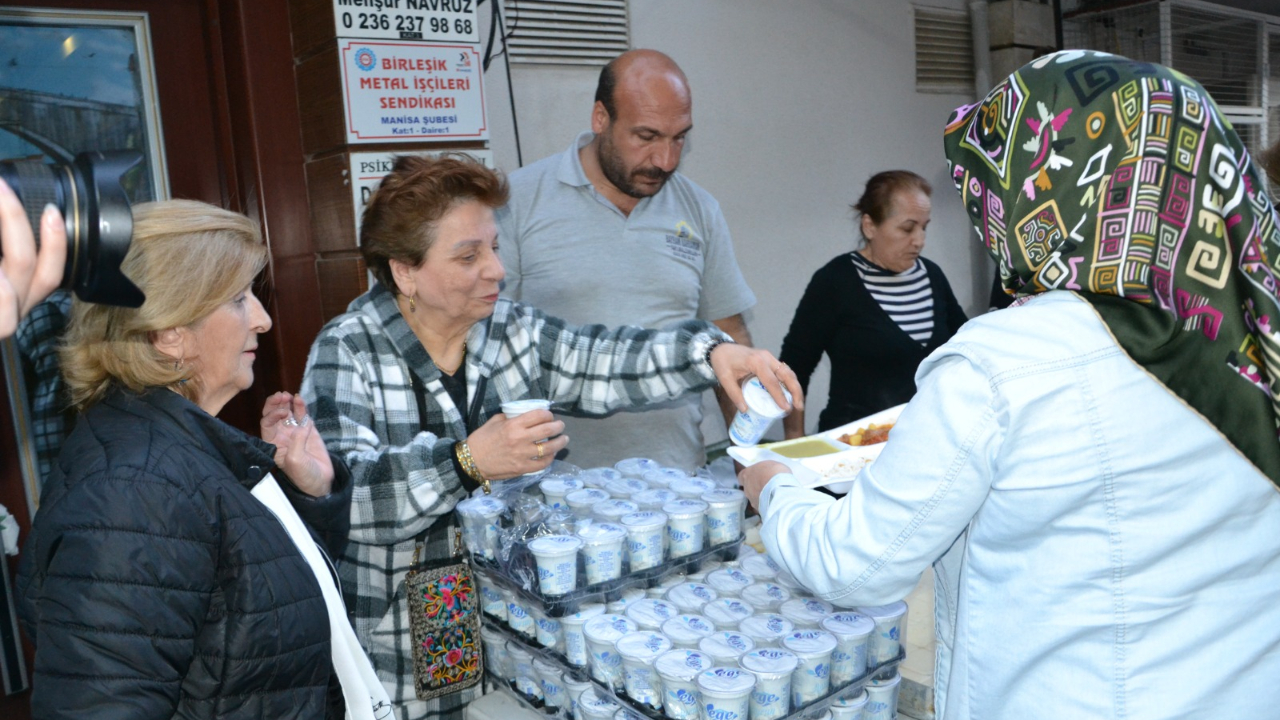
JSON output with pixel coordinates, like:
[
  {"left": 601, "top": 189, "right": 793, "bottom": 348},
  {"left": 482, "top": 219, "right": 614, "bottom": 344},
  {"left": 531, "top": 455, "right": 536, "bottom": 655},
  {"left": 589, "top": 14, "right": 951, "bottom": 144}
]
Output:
[{"left": 759, "top": 291, "right": 1280, "bottom": 719}]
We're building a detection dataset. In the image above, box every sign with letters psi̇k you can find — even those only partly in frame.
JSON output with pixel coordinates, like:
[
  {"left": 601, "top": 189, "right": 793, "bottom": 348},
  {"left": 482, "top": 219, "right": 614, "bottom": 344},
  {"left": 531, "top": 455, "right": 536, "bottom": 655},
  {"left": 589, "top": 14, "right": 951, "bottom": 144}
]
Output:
[
  {"left": 331, "top": 0, "right": 480, "bottom": 43},
  {"left": 350, "top": 149, "right": 494, "bottom": 240},
  {"left": 340, "top": 40, "right": 488, "bottom": 143}
]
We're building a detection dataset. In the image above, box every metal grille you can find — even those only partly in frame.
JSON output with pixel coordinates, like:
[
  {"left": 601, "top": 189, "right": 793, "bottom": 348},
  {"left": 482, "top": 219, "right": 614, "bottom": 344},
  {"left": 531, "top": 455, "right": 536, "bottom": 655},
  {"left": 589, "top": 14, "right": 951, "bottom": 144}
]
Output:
[
  {"left": 1270, "top": 31, "right": 1280, "bottom": 161},
  {"left": 1062, "top": 2, "right": 1162, "bottom": 61},
  {"left": 915, "top": 6, "right": 975, "bottom": 93},
  {"left": 503, "top": 0, "right": 630, "bottom": 66},
  {"left": 1170, "top": 3, "right": 1259, "bottom": 109}
]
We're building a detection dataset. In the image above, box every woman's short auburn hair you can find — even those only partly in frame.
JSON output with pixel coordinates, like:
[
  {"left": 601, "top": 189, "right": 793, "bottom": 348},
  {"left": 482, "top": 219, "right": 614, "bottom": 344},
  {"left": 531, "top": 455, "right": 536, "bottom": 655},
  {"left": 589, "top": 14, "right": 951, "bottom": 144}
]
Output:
[
  {"left": 360, "top": 154, "right": 509, "bottom": 293},
  {"left": 60, "top": 199, "right": 268, "bottom": 410},
  {"left": 852, "top": 170, "right": 932, "bottom": 243}
]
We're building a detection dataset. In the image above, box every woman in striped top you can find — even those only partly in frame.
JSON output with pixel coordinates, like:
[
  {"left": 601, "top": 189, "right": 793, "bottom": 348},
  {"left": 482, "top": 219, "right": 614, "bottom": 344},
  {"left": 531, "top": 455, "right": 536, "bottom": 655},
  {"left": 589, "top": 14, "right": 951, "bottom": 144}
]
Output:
[{"left": 780, "top": 170, "right": 967, "bottom": 436}]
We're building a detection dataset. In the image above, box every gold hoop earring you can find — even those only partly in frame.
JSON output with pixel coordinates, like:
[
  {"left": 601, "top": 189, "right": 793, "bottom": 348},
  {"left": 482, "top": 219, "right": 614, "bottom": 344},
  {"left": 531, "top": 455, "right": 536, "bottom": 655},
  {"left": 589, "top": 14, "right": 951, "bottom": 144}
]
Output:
[{"left": 409, "top": 296, "right": 416, "bottom": 313}]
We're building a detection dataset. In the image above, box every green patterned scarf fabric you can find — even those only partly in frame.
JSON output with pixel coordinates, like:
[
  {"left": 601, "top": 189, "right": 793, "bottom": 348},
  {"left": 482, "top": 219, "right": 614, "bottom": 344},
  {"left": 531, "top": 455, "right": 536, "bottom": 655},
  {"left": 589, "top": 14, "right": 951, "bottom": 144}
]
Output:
[{"left": 943, "top": 50, "right": 1280, "bottom": 485}]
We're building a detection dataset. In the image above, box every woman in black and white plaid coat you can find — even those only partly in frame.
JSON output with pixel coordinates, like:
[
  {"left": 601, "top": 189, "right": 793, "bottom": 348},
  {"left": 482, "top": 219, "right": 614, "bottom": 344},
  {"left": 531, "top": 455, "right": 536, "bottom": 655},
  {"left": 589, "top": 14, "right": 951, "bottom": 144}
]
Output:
[{"left": 301, "top": 155, "right": 801, "bottom": 720}]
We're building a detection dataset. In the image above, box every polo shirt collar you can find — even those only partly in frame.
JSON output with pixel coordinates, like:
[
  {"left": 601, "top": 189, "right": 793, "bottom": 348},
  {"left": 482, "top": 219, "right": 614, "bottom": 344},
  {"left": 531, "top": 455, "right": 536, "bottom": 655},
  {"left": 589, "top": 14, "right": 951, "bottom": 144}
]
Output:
[{"left": 556, "top": 130, "right": 596, "bottom": 187}]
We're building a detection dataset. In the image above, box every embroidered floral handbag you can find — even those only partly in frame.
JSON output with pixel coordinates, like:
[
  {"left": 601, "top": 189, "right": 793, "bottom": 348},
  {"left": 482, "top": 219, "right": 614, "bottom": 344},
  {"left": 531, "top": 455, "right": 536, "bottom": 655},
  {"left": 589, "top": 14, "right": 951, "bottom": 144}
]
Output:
[{"left": 405, "top": 528, "right": 483, "bottom": 701}]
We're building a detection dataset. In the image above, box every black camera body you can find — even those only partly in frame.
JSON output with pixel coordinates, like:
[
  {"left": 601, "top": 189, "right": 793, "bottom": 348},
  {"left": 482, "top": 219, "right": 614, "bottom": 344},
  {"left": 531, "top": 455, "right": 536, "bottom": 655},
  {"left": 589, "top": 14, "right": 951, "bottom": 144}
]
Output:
[{"left": 0, "top": 150, "right": 146, "bottom": 308}]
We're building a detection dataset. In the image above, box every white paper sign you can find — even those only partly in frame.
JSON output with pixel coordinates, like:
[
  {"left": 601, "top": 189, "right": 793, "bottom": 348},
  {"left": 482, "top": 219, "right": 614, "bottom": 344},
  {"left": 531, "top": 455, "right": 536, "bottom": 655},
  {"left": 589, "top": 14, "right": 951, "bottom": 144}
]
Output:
[
  {"left": 340, "top": 40, "right": 488, "bottom": 144},
  {"left": 331, "top": 0, "right": 480, "bottom": 43},
  {"left": 350, "top": 149, "right": 495, "bottom": 240}
]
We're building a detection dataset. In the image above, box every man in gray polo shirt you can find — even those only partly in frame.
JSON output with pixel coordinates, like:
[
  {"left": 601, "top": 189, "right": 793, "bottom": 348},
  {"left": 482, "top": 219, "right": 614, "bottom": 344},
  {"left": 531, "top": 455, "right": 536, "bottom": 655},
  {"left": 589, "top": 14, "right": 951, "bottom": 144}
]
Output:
[{"left": 496, "top": 49, "right": 756, "bottom": 471}]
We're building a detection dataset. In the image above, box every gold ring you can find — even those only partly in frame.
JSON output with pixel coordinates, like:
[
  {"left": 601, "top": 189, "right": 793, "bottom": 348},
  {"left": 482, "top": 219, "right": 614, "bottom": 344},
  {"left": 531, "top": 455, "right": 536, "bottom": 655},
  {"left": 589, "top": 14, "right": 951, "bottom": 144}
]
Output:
[{"left": 535, "top": 441, "right": 545, "bottom": 460}]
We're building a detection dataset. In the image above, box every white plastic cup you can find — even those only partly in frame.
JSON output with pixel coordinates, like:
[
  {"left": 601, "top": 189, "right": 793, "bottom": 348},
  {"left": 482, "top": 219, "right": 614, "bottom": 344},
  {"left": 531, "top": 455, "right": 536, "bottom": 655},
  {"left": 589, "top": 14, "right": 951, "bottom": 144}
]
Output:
[
  {"left": 615, "top": 631, "right": 674, "bottom": 708},
  {"left": 703, "top": 489, "right": 748, "bottom": 545},
  {"left": 740, "top": 648, "right": 799, "bottom": 720},
  {"left": 561, "top": 603, "right": 607, "bottom": 667},
  {"left": 564, "top": 675, "right": 594, "bottom": 720},
  {"left": 703, "top": 598, "right": 756, "bottom": 628},
  {"left": 620, "top": 511, "right": 668, "bottom": 570},
  {"left": 593, "top": 499, "right": 640, "bottom": 524},
  {"left": 566, "top": 488, "right": 612, "bottom": 513},
  {"left": 864, "top": 672, "right": 900, "bottom": 720},
  {"left": 648, "top": 573, "right": 687, "bottom": 599},
  {"left": 528, "top": 535, "right": 583, "bottom": 596},
  {"left": 502, "top": 398, "right": 552, "bottom": 417},
  {"left": 741, "top": 583, "right": 792, "bottom": 613},
  {"left": 541, "top": 476, "right": 586, "bottom": 510},
  {"left": 534, "top": 658, "right": 567, "bottom": 708},
  {"left": 781, "top": 630, "right": 838, "bottom": 706},
  {"left": 615, "top": 457, "right": 661, "bottom": 479},
  {"left": 706, "top": 569, "right": 754, "bottom": 598},
  {"left": 738, "top": 614, "right": 795, "bottom": 649},
  {"left": 607, "top": 587, "right": 648, "bottom": 614},
  {"left": 455, "top": 496, "right": 506, "bottom": 560},
  {"left": 655, "top": 649, "right": 714, "bottom": 720},
  {"left": 663, "top": 499, "right": 709, "bottom": 558},
  {"left": 697, "top": 667, "right": 757, "bottom": 720},
  {"left": 642, "top": 467, "right": 689, "bottom": 489},
  {"left": 502, "top": 587, "right": 536, "bottom": 640},
  {"left": 580, "top": 467, "right": 624, "bottom": 488},
  {"left": 740, "top": 554, "right": 781, "bottom": 581},
  {"left": 729, "top": 377, "right": 793, "bottom": 447},
  {"left": 666, "top": 582, "right": 719, "bottom": 614},
  {"left": 605, "top": 478, "right": 651, "bottom": 499},
  {"left": 822, "top": 613, "right": 875, "bottom": 685},
  {"left": 829, "top": 690, "right": 869, "bottom": 720},
  {"left": 698, "top": 631, "right": 756, "bottom": 667},
  {"left": 577, "top": 688, "right": 622, "bottom": 720},
  {"left": 671, "top": 477, "right": 718, "bottom": 499},
  {"left": 625, "top": 598, "right": 680, "bottom": 631},
  {"left": 582, "top": 614, "right": 638, "bottom": 690},
  {"left": 662, "top": 614, "right": 718, "bottom": 649},
  {"left": 577, "top": 522, "right": 627, "bottom": 584},
  {"left": 780, "top": 598, "right": 834, "bottom": 630},
  {"left": 530, "top": 604, "right": 563, "bottom": 652},
  {"left": 480, "top": 625, "right": 508, "bottom": 677},
  {"left": 476, "top": 571, "right": 507, "bottom": 621},
  {"left": 774, "top": 568, "right": 806, "bottom": 593},
  {"left": 631, "top": 489, "right": 678, "bottom": 513},
  {"left": 856, "top": 602, "right": 908, "bottom": 666},
  {"left": 506, "top": 642, "right": 543, "bottom": 699}
]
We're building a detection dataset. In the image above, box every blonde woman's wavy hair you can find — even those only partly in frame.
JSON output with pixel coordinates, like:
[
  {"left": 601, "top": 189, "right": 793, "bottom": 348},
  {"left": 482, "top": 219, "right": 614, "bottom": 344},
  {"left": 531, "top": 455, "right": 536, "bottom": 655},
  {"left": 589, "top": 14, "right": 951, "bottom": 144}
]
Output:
[{"left": 60, "top": 199, "right": 268, "bottom": 410}]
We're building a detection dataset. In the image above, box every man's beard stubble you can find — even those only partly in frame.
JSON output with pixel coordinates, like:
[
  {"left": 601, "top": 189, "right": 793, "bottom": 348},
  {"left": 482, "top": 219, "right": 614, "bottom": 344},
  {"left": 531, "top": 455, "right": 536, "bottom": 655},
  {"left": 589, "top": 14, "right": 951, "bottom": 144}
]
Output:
[{"left": 597, "top": 130, "right": 675, "bottom": 199}]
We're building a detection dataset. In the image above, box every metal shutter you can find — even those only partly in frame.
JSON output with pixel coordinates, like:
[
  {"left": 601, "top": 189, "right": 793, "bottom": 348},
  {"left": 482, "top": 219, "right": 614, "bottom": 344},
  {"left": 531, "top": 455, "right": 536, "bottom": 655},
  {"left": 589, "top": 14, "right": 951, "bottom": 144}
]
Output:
[
  {"left": 503, "top": 0, "right": 630, "bottom": 66},
  {"left": 915, "top": 6, "right": 976, "bottom": 93}
]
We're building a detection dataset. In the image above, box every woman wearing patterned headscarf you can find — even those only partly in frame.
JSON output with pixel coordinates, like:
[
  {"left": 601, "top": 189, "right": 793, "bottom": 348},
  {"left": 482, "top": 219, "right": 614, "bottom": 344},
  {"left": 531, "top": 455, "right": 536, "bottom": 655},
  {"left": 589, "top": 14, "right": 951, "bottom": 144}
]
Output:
[{"left": 741, "top": 51, "right": 1280, "bottom": 718}]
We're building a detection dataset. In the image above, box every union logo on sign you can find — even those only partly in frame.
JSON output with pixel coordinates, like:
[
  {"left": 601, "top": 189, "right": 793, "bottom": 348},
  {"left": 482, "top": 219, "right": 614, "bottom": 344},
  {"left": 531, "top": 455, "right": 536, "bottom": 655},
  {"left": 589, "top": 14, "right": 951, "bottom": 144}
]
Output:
[{"left": 355, "top": 48, "right": 377, "bottom": 71}]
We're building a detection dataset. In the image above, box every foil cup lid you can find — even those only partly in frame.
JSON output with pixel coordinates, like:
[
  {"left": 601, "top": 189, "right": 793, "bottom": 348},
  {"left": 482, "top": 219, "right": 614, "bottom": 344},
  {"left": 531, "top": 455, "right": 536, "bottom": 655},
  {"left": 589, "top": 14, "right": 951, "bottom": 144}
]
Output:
[
  {"left": 527, "top": 534, "right": 583, "bottom": 557},
  {"left": 615, "top": 457, "right": 660, "bottom": 476},
  {"left": 566, "top": 488, "right": 611, "bottom": 506},
  {"left": 577, "top": 522, "right": 627, "bottom": 545},
  {"left": 583, "top": 614, "right": 638, "bottom": 643},
  {"left": 702, "top": 599, "right": 755, "bottom": 627},
  {"left": 625, "top": 599, "right": 679, "bottom": 629},
  {"left": 738, "top": 614, "right": 794, "bottom": 640},
  {"left": 698, "top": 632, "right": 755, "bottom": 659},
  {"left": 671, "top": 478, "right": 717, "bottom": 496},
  {"left": 581, "top": 468, "right": 624, "bottom": 486},
  {"left": 578, "top": 689, "right": 621, "bottom": 715},
  {"left": 780, "top": 598, "right": 834, "bottom": 624},
  {"left": 821, "top": 612, "right": 875, "bottom": 638},
  {"left": 740, "top": 554, "right": 781, "bottom": 579},
  {"left": 739, "top": 648, "right": 799, "bottom": 676},
  {"left": 706, "top": 569, "right": 753, "bottom": 595},
  {"left": 662, "top": 614, "right": 717, "bottom": 644},
  {"left": 632, "top": 489, "right": 678, "bottom": 508},
  {"left": 781, "top": 629, "right": 838, "bottom": 657},
  {"left": 856, "top": 601, "right": 908, "bottom": 620},
  {"left": 696, "top": 667, "right": 756, "bottom": 696},
  {"left": 593, "top": 499, "right": 640, "bottom": 518},
  {"left": 540, "top": 477, "right": 585, "bottom": 496},
  {"left": 456, "top": 496, "right": 506, "bottom": 517},
  {"left": 666, "top": 582, "right": 718, "bottom": 609},
  {"left": 701, "top": 488, "right": 746, "bottom": 507},
  {"left": 741, "top": 583, "right": 791, "bottom": 608},
  {"left": 563, "top": 603, "right": 607, "bottom": 626},
  {"left": 604, "top": 478, "right": 650, "bottom": 498},
  {"left": 662, "top": 499, "right": 709, "bottom": 519},
  {"left": 654, "top": 649, "right": 713, "bottom": 681},
  {"left": 641, "top": 467, "right": 689, "bottom": 487},
  {"left": 615, "top": 631, "right": 673, "bottom": 661},
  {"left": 621, "top": 510, "right": 669, "bottom": 530}
]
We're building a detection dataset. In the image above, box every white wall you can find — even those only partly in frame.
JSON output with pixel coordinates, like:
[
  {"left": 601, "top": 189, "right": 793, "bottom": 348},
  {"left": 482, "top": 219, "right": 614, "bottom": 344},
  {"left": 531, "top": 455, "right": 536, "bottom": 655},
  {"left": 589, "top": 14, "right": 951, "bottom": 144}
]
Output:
[{"left": 482, "top": 0, "right": 993, "bottom": 436}]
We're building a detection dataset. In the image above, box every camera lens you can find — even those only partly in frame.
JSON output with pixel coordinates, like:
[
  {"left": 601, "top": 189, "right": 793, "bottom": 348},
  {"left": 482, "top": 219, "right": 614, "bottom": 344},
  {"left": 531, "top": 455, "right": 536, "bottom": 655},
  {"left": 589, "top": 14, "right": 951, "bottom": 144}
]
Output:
[{"left": 0, "top": 150, "right": 146, "bottom": 308}]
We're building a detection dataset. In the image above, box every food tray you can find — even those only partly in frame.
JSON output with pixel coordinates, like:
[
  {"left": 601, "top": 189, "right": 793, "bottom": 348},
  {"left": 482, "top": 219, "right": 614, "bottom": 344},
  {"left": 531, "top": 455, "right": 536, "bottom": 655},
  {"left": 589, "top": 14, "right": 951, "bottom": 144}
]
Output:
[
  {"left": 475, "top": 534, "right": 744, "bottom": 618},
  {"left": 483, "top": 616, "right": 905, "bottom": 720},
  {"left": 487, "top": 670, "right": 563, "bottom": 717}
]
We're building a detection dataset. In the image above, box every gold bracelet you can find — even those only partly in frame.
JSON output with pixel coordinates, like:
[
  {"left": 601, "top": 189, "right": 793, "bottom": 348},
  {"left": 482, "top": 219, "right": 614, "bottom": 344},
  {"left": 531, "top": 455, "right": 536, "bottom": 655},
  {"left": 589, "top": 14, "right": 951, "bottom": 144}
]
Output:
[{"left": 455, "top": 441, "right": 491, "bottom": 494}]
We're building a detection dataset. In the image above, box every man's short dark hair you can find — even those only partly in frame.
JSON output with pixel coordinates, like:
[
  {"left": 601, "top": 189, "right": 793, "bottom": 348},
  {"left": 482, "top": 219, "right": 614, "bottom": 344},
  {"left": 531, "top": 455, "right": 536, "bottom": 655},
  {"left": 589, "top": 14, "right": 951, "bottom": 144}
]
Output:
[{"left": 594, "top": 59, "right": 619, "bottom": 120}]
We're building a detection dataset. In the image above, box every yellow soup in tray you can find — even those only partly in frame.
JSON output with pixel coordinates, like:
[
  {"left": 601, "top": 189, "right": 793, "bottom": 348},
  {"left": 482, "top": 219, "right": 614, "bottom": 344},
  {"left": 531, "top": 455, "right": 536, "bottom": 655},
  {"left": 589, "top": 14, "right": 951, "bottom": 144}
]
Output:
[{"left": 764, "top": 437, "right": 844, "bottom": 459}]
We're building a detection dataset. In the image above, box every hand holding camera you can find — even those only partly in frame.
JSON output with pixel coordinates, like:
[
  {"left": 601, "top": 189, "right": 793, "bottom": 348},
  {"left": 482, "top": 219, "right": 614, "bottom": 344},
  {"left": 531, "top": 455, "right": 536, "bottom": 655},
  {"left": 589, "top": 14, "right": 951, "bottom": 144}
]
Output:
[{"left": 0, "top": 178, "right": 66, "bottom": 339}]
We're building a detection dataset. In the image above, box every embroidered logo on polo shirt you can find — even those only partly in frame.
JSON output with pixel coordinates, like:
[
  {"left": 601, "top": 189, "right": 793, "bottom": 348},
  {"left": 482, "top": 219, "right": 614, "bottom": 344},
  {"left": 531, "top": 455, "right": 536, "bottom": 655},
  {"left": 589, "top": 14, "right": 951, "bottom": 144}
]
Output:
[{"left": 665, "top": 222, "right": 703, "bottom": 262}]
